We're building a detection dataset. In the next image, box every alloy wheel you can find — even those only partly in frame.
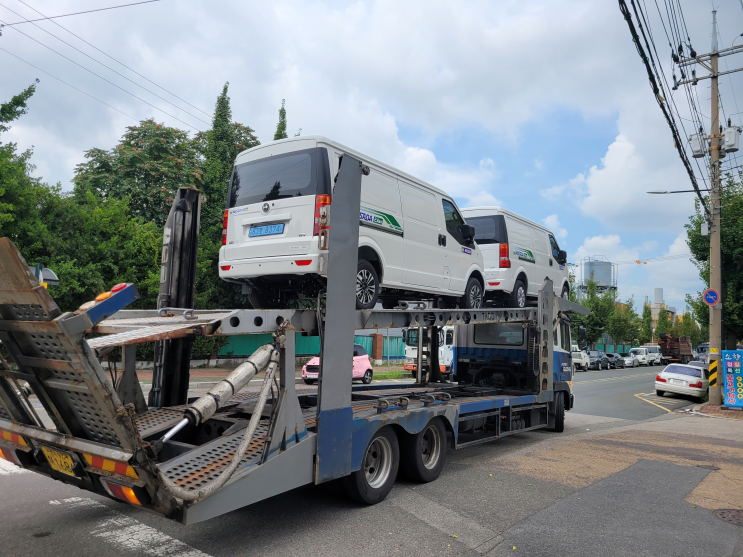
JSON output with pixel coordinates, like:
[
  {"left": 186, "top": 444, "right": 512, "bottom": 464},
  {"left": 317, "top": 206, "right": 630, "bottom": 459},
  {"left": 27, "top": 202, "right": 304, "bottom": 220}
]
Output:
[
  {"left": 469, "top": 283, "right": 483, "bottom": 308},
  {"left": 516, "top": 286, "right": 526, "bottom": 308},
  {"left": 356, "top": 269, "right": 376, "bottom": 306}
]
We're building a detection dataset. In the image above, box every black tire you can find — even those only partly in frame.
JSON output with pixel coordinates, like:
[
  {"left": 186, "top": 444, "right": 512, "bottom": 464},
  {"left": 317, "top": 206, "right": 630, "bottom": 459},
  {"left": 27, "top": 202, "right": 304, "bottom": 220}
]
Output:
[
  {"left": 362, "top": 369, "right": 373, "bottom": 384},
  {"left": 356, "top": 260, "right": 379, "bottom": 310},
  {"left": 561, "top": 284, "right": 570, "bottom": 299},
  {"left": 510, "top": 279, "right": 527, "bottom": 308},
  {"left": 401, "top": 418, "right": 447, "bottom": 483},
  {"left": 656, "top": 389, "right": 665, "bottom": 397},
  {"left": 551, "top": 392, "right": 565, "bottom": 432},
  {"left": 303, "top": 379, "right": 316, "bottom": 385},
  {"left": 343, "top": 427, "right": 399, "bottom": 504},
  {"left": 460, "top": 277, "right": 483, "bottom": 309}
]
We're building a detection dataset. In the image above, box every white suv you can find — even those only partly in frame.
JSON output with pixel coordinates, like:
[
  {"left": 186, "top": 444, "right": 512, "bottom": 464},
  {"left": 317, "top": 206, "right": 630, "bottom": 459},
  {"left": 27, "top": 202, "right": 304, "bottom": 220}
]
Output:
[
  {"left": 459, "top": 207, "right": 570, "bottom": 307},
  {"left": 219, "top": 136, "right": 486, "bottom": 310}
]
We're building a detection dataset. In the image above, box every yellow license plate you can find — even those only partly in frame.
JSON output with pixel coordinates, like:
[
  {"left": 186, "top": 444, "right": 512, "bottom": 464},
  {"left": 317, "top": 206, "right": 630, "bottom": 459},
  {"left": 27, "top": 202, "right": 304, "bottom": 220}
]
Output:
[{"left": 41, "top": 446, "right": 76, "bottom": 477}]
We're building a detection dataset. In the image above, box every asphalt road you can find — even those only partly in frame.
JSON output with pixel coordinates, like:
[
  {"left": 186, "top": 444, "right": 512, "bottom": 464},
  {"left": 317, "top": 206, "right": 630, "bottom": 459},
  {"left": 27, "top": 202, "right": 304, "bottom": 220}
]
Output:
[{"left": 2, "top": 366, "right": 741, "bottom": 557}]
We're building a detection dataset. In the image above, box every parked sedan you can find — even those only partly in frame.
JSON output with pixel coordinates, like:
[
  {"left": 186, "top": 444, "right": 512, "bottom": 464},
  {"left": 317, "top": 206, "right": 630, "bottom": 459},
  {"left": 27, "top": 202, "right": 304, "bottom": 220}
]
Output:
[
  {"left": 620, "top": 352, "right": 639, "bottom": 367},
  {"left": 655, "top": 363, "right": 709, "bottom": 402},
  {"left": 587, "top": 350, "right": 610, "bottom": 370},
  {"left": 606, "top": 353, "right": 625, "bottom": 369},
  {"left": 302, "top": 343, "right": 374, "bottom": 385}
]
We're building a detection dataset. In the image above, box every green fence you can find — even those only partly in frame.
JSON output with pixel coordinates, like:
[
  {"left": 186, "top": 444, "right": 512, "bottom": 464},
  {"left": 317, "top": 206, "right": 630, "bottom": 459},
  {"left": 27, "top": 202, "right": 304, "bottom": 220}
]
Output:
[{"left": 218, "top": 334, "right": 405, "bottom": 359}]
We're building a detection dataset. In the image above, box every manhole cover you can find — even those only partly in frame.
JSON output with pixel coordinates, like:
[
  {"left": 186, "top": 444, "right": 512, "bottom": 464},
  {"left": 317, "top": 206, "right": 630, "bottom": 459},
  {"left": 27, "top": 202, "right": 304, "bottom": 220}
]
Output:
[{"left": 712, "top": 509, "right": 743, "bottom": 527}]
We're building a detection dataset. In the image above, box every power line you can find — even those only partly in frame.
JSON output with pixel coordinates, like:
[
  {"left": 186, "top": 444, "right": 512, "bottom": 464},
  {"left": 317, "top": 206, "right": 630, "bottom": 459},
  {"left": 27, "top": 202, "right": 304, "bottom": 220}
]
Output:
[
  {"left": 0, "top": 0, "right": 161, "bottom": 27},
  {"left": 0, "top": 17, "right": 202, "bottom": 132},
  {"left": 15, "top": 0, "right": 211, "bottom": 119},
  {"left": 0, "top": 47, "right": 137, "bottom": 122},
  {"left": 0, "top": 3, "right": 210, "bottom": 126},
  {"left": 618, "top": 0, "right": 710, "bottom": 217}
]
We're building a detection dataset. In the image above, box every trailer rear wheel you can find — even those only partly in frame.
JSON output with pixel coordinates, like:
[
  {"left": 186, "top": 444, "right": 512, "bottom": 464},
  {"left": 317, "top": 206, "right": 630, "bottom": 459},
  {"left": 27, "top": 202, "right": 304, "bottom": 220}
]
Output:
[
  {"left": 344, "top": 427, "right": 399, "bottom": 504},
  {"left": 551, "top": 392, "right": 565, "bottom": 432},
  {"left": 401, "top": 418, "right": 447, "bottom": 482}
]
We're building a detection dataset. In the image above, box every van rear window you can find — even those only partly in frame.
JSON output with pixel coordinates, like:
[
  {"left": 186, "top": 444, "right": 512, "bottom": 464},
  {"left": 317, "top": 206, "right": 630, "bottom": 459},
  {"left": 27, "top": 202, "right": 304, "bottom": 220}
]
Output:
[
  {"left": 466, "top": 215, "right": 507, "bottom": 245},
  {"left": 228, "top": 147, "right": 330, "bottom": 208}
]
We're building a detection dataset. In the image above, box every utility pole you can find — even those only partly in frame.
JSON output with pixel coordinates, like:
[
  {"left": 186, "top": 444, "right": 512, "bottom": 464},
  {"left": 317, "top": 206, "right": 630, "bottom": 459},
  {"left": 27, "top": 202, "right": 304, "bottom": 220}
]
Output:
[
  {"left": 674, "top": 9, "right": 743, "bottom": 405},
  {"left": 708, "top": 10, "right": 723, "bottom": 406}
]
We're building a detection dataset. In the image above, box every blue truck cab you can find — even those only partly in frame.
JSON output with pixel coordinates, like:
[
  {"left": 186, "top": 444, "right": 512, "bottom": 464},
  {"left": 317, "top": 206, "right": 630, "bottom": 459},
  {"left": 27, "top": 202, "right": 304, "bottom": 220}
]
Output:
[{"left": 454, "top": 314, "right": 576, "bottom": 411}]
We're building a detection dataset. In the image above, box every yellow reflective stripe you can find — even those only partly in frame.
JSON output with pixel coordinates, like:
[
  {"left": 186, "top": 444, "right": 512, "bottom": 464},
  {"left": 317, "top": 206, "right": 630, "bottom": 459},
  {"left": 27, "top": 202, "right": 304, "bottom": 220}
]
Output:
[
  {"left": 125, "top": 466, "right": 138, "bottom": 479},
  {"left": 102, "top": 459, "right": 117, "bottom": 473}
]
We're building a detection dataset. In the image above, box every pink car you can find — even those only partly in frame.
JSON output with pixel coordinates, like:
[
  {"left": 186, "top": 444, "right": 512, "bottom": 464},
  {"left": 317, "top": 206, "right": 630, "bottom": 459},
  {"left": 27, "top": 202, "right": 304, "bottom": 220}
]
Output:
[{"left": 302, "top": 343, "right": 374, "bottom": 385}]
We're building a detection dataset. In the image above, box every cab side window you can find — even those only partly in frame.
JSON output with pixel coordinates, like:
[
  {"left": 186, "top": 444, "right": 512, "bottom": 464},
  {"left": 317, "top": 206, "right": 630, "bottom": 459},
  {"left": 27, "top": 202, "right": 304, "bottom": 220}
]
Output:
[
  {"left": 560, "top": 321, "right": 571, "bottom": 352},
  {"left": 442, "top": 199, "right": 467, "bottom": 246},
  {"left": 548, "top": 234, "right": 561, "bottom": 259},
  {"left": 445, "top": 330, "right": 454, "bottom": 345}
]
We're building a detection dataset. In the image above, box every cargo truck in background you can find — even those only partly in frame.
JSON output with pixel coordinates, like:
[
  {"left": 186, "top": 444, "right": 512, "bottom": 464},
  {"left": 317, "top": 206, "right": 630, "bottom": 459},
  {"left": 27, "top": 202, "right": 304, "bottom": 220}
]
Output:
[
  {"left": 658, "top": 334, "right": 693, "bottom": 364},
  {"left": 403, "top": 326, "right": 455, "bottom": 380}
]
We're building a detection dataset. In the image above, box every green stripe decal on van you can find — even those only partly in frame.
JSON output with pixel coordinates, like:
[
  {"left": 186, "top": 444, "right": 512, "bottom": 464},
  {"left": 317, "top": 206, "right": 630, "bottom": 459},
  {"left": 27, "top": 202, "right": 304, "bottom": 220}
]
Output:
[
  {"left": 360, "top": 206, "right": 403, "bottom": 233},
  {"left": 513, "top": 246, "right": 535, "bottom": 263}
]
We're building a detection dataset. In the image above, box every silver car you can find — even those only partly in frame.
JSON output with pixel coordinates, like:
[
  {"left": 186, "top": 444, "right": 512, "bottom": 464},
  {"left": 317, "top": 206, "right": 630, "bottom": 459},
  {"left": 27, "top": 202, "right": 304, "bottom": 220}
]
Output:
[{"left": 620, "top": 352, "right": 639, "bottom": 367}]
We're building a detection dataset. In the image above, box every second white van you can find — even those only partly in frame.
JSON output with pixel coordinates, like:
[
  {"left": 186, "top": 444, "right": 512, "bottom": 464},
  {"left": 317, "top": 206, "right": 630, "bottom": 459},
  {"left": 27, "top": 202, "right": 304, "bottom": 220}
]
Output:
[
  {"left": 219, "top": 136, "right": 486, "bottom": 310},
  {"left": 460, "top": 207, "right": 570, "bottom": 308}
]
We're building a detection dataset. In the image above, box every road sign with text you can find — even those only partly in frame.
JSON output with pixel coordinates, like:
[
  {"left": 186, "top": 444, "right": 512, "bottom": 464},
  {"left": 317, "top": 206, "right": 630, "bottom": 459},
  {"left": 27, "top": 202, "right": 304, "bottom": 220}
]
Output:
[{"left": 703, "top": 288, "right": 719, "bottom": 306}]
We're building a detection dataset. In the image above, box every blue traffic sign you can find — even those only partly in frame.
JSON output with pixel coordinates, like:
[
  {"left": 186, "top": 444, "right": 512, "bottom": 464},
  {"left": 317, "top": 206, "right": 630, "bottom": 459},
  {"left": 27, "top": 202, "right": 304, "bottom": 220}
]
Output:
[{"left": 703, "top": 288, "right": 720, "bottom": 306}]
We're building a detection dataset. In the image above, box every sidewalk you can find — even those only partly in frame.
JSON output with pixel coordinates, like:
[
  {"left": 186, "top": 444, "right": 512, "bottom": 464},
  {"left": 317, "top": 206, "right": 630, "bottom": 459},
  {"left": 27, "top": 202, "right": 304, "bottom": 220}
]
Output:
[{"left": 699, "top": 404, "right": 743, "bottom": 419}]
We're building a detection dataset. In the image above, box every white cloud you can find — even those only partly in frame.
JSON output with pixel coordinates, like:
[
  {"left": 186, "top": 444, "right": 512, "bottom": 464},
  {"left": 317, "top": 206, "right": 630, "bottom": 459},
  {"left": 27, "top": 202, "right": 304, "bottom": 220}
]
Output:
[{"left": 543, "top": 214, "right": 567, "bottom": 239}]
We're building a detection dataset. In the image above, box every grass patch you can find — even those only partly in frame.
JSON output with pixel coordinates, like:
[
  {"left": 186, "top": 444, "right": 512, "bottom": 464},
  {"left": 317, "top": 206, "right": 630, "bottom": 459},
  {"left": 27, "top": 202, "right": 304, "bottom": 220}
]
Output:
[{"left": 372, "top": 370, "right": 413, "bottom": 380}]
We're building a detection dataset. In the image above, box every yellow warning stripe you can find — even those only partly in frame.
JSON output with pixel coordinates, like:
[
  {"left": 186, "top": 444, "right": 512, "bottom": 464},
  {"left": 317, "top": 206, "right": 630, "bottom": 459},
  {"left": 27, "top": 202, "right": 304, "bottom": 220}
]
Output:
[
  {"left": 709, "top": 360, "right": 718, "bottom": 386},
  {"left": 83, "top": 454, "right": 138, "bottom": 479},
  {"left": 0, "top": 429, "right": 27, "bottom": 446}
]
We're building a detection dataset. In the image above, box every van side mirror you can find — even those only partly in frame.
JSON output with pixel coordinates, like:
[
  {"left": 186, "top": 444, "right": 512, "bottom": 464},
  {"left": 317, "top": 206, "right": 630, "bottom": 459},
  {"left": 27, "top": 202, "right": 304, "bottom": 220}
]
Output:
[
  {"left": 461, "top": 224, "right": 475, "bottom": 240},
  {"left": 557, "top": 250, "right": 567, "bottom": 265},
  {"left": 578, "top": 325, "right": 586, "bottom": 340}
]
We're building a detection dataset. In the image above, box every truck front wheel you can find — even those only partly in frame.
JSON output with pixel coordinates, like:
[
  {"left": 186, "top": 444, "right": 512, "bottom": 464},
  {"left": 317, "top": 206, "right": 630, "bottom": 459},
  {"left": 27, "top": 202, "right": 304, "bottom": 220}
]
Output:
[
  {"left": 551, "top": 392, "right": 565, "bottom": 433},
  {"left": 401, "top": 418, "right": 447, "bottom": 483},
  {"left": 344, "top": 427, "right": 399, "bottom": 504}
]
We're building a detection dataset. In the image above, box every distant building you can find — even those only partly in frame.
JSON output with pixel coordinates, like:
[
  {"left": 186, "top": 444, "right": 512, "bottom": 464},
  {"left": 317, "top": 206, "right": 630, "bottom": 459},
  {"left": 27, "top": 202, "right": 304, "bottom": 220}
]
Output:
[{"left": 649, "top": 288, "right": 676, "bottom": 330}]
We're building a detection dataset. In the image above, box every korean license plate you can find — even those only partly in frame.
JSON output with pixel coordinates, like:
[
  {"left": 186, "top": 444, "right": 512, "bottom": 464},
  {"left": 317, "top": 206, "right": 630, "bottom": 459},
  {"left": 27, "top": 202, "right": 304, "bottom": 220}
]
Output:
[
  {"left": 306, "top": 374, "right": 318, "bottom": 379},
  {"left": 249, "top": 223, "right": 285, "bottom": 237},
  {"left": 41, "top": 446, "right": 76, "bottom": 477}
]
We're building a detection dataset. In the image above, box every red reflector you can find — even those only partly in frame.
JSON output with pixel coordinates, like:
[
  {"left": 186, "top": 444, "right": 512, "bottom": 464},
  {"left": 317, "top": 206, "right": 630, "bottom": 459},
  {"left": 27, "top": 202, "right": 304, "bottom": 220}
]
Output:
[
  {"left": 0, "top": 446, "right": 20, "bottom": 465},
  {"left": 220, "top": 265, "right": 231, "bottom": 271},
  {"left": 222, "top": 209, "right": 229, "bottom": 246},
  {"left": 110, "top": 283, "right": 127, "bottom": 292},
  {"left": 499, "top": 243, "right": 511, "bottom": 268},
  {"left": 689, "top": 381, "right": 703, "bottom": 388},
  {"left": 656, "top": 374, "right": 666, "bottom": 382},
  {"left": 101, "top": 478, "right": 142, "bottom": 506},
  {"left": 488, "top": 282, "right": 501, "bottom": 286},
  {"left": 295, "top": 260, "right": 312, "bottom": 266}
]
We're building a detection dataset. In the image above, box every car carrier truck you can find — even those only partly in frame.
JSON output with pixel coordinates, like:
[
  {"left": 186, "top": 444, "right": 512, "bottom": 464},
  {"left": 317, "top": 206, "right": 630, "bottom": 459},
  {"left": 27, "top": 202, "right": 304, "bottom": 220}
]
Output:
[{"left": 0, "top": 155, "right": 588, "bottom": 524}]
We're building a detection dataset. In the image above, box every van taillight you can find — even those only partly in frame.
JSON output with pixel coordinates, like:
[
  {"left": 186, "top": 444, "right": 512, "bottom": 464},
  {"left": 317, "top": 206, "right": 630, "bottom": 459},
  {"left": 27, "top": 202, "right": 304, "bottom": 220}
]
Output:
[
  {"left": 222, "top": 209, "right": 229, "bottom": 245},
  {"left": 499, "top": 243, "right": 511, "bottom": 268},
  {"left": 314, "top": 195, "right": 331, "bottom": 236}
]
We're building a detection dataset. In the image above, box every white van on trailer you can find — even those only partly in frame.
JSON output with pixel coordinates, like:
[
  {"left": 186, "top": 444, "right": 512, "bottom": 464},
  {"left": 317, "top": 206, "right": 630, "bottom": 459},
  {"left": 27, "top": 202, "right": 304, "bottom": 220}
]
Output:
[
  {"left": 219, "top": 135, "right": 486, "bottom": 310},
  {"left": 459, "top": 207, "right": 570, "bottom": 308}
]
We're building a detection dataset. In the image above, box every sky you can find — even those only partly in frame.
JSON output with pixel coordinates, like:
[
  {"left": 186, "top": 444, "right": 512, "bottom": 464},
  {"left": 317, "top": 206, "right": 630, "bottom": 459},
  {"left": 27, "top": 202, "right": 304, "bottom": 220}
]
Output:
[{"left": 2, "top": 0, "right": 743, "bottom": 311}]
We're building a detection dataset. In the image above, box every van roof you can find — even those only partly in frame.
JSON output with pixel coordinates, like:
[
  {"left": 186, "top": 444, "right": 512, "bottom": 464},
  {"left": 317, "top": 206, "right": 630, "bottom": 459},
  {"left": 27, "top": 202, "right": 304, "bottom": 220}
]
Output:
[
  {"left": 460, "top": 206, "right": 554, "bottom": 234},
  {"left": 234, "top": 135, "right": 451, "bottom": 199}
]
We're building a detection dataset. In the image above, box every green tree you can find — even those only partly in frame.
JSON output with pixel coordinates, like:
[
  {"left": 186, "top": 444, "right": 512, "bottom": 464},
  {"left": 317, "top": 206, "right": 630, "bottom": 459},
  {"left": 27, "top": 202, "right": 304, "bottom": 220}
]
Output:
[
  {"left": 196, "top": 83, "right": 259, "bottom": 313},
  {"left": 571, "top": 277, "right": 615, "bottom": 346},
  {"left": 640, "top": 302, "right": 653, "bottom": 345},
  {"left": 273, "top": 99, "right": 288, "bottom": 140},
  {"left": 686, "top": 173, "right": 743, "bottom": 348},
  {"left": 655, "top": 305, "right": 671, "bottom": 336},
  {"left": 608, "top": 297, "right": 641, "bottom": 345},
  {"left": 73, "top": 119, "right": 204, "bottom": 227},
  {"left": 670, "top": 315, "right": 683, "bottom": 337}
]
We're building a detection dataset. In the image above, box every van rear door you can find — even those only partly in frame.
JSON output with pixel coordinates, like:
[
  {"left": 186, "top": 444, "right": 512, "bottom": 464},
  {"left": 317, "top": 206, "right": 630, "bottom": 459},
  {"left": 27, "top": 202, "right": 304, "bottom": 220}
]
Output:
[{"left": 223, "top": 140, "right": 329, "bottom": 261}]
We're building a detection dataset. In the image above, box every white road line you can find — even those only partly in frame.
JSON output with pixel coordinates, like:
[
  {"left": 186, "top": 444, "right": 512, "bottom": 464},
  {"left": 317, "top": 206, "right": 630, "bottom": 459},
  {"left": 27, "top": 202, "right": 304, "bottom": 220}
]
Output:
[
  {"left": 51, "top": 497, "right": 212, "bottom": 557},
  {"left": 0, "top": 458, "right": 28, "bottom": 475},
  {"left": 389, "top": 488, "right": 503, "bottom": 554}
]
